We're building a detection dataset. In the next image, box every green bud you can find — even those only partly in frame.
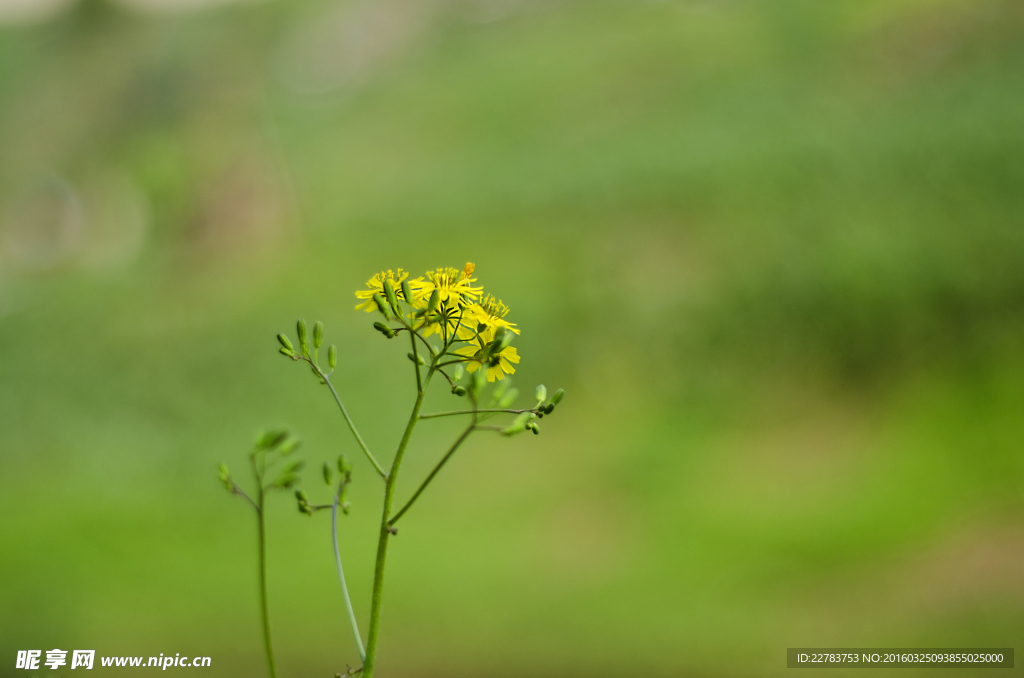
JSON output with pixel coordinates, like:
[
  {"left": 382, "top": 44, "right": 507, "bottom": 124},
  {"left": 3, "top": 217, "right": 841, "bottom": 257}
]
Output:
[
  {"left": 502, "top": 412, "right": 535, "bottom": 436},
  {"left": 469, "top": 368, "right": 486, "bottom": 399},
  {"left": 297, "top": 319, "right": 308, "bottom": 353},
  {"left": 493, "top": 378, "right": 509, "bottom": 400},
  {"left": 373, "top": 293, "right": 389, "bottom": 317},
  {"left": 551, "top": 388, "right": 564, "bottom": 405},
  {"left": 299, "top": 502, "right": 311, "bottom": 515},
  {"left": 218, "top": 463, "right": 229, "bottom": 476},
  {"left": 328, "top": 345, "right": 337, "bottom": 368},
  {"left": 383, "top": 279, "right": 399, "bottom": 312},
  {"left": 277, "top": 333, "right": 294, "bottom": 351},
  {"left": 452, "top": 385, "right": 467, "bottom": 396},
  {"left": 426, "top": 288, "right": 439, "bottom": 313},
  {"left": 529, "top": 422, "right": 540, "bottom": 435},
  {"left": 313, "top": 321, "right": 324, "bottom": 349},
  {"left": 452, "top": 364, "right": 464, "bottom": 382},
  {"left": 495, "top": 327, "right": 513, "bottom": 350},
  {"left": 323, "top": 462, "right": 333, "bottom": 485},
  {"left": 501, "top": 423, "right": 526, "bottom": 436},
  {"left": 498, "top": 387, "right": 518, "bottom": 409},
  {"left": 277, "top": 473, "right": 299, "bottom": 488},
  {"left": 283, "top": 459, "right": 305, "bottom": 474},
  {"left": 408, "top": 352, "right": 425, "bottom": 365},
  {"left": 295, "top": 489, "right": 308, "bottom": 502},
  {"left": 279, "top": 347, "right": 294, "bottom": 357},
  {"left": 544, "top": 403, "right": 554, "bottom": 415},
  {"left": 257, "top": 429, "right": 289, "bottom": 448},
  {"left": 279, "top": 437, "right": 301, "bottom": 455},
  {"left": 373, "top": 321, "right": 396, "bottom": 338},
  {"left": 401, "top": 280, "right": 413, "bottom": 302},
  {"left": 338, "top": 454, "right": 353, "bottom": 474},
  {"left": 535, "top": 384, "right": 547, "bottom": 404}
]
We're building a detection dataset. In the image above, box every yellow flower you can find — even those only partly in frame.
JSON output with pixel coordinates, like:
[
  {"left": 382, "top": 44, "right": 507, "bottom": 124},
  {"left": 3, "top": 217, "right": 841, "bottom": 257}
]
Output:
[
  {"left": 417, "top": 263, "right": 482, "bottom": 337},
  {"left": 456, "top": 344, "right": 520, "bottom": 382},
  {"left": 458, "top": 294, "right": 520, "bottom": 341},
  {"left": 418, "top": 263, "right": 481, "bottom": 307},
  {"left": 354, "top": 269, "right": 424, "bottom": 312}
]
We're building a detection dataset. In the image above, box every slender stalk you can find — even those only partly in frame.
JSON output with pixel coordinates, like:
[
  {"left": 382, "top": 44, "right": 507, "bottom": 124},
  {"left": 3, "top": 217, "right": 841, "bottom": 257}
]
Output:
[
  {"left": 332, "top": 492, "right": 366, "bottom": 662},
  {"left": 320, "top": 370, "right": 388, "bottom": 480},
  {"left": 362, "top": 371, "right": 432, "bottom": 678},
  {"left": 420, "top": 408, "right": 536, "bottom": 419},
  {"left": 256, "top": 487, "right": 278, "bottom": 678},
  {"left": 389, "top": 421, "right": 475, "bottom": 527}
]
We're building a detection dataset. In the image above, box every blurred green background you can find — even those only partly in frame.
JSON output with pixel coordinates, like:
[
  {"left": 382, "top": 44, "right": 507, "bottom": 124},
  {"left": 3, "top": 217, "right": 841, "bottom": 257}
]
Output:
[{"left": 1, "top": 0, "right": 1023, "bottom": 675}]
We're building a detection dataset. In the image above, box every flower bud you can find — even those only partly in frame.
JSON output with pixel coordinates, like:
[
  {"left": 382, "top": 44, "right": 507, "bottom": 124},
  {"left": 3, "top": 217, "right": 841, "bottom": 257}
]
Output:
[
  {"left": 495, "top": 327, "right": 514, "bottom": 350},
  {"left": 297, "top": 319, "right": 308, "bottom": 354},
  {"left": 283, "top": 459, "right": 305, "bottom": 474},
  {"left": 528, "top": 422, "right": 540, "bottom": 435},
  {"left": 383, "top": 279, "right": 399, "bottom": 312},
  {"left": 338, "top": 454, "right": 353, "bottom": 474},
  {"left": 373, "top": 321, "right": 395, "bottom": 338},
  {"left": 401, "top": 280, "right": 413, "bottom": 302},
  {"left": 277, "top": 473, "right": 299, "bottom": 488},
  {"left": 550, "top": 388, "right": 564, "bottom": 405},
  {"left": 279, "top": 347, "right": 294, "bottom": 357},
  {"left": 452, "top": 385, "right": 467, "bottom": 396},
  {"left": 469, "top": 368, "right": 486, "bottom": 399},
  {"left": 258, "top": 429, "right": 289, "bottom": 448},
  {"left": 426, "top": 288, "right": 439, "bottom": 314},
  {"left": 408, "top": 352, "right": 426, "bottom": 365},
  {"left": 219, "top": 463, "right": 229, "bottom": 476},
  {"left": 373, "top": 293, "right": 389, "bottom": 317},
  {"left": 493, "top": 377, "right": 509, "bottom": 399},
  {"left": 279, "top": 437, "right": 301, "bottom": 455},
  {"left": 295, "top": 489, "right": 308, "bottom": 502},
  {"left": 323, "top": 462, "right": 333, "bottom": 485},
  {"left": 313, "top": 321, "right": 324, "bottom": 349},
  {"left": 544, "top": 403, "right": 554, "bottom": 415},
  {"left": 328, "top": 345, "right": 338, "bottom": 368},
  {"left": 498, "top": 387, "right": 518, "bottom": 409},
  {"left": 535, "top": 384, "right": 547, "bottom": 404},
  {"left": 277, "top": 333, "right": 294, "bottom": 351},
  {"left": 452, "top": 364, "right": 464, "bottom": 381}
]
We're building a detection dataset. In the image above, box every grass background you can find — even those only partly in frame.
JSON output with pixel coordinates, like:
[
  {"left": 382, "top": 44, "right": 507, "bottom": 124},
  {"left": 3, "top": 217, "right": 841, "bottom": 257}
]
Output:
[{"left": 1, "top": 0, "right": 1023, "bottom": 675}]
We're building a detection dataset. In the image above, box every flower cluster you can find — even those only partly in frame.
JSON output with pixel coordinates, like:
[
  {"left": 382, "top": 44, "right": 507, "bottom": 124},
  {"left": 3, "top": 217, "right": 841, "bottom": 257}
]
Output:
[{"left": 355, "top": 262, "right": 520, "bottom": 381}]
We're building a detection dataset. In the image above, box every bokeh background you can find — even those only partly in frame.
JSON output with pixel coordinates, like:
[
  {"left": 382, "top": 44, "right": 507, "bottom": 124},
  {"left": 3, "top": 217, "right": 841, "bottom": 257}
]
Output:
[{"left": 2, "top": 0, "right": 1023, "bottom": 675}]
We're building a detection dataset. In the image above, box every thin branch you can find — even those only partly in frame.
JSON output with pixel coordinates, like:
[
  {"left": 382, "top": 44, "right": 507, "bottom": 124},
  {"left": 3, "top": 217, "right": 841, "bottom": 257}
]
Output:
[
  {"left": 332, "top": 487, "right": 366, "bottom": 662},
  {"left": 309, "top": 362, "right": 388, "bottom": 480},
  {"left": 231, "top": 482, "right": 260, "bottom": 512},
  {"left": 420, "top": 408, "right": 538, "bottom": 419},
  {"left": 389, "top": 421, "right": 476, "bottom": 527}
]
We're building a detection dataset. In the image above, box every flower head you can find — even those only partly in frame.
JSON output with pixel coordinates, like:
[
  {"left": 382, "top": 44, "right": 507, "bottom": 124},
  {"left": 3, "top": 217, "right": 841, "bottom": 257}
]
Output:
[
  {"left": 459, "top": 294, "right": 519, "bottom": 340},
  {"left": 418, "top": 263, "right": 481, "bottom": 307},
  {"left": 355, "top": 269, "right": 424, "bottom": 312},
  {"left": 416, "top": 263, "right": 482, "bottom": 338},
  {"left": 456, "top": 343, "right": 520, "bottom": 382}
]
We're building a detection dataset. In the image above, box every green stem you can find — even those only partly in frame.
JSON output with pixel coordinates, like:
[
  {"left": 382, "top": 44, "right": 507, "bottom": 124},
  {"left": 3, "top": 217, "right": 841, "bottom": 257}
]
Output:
[
  {"left": 332, "top": 492, "right": 366, "bottom": 662},
  {"left": 362, "top": 371, "right": 432, "bottom": 678},
  {"left": 256, "top": 488, "right": 278, "bottom": 678},
  {"left": 389, "top": 421, "right": 475, "bottom": 527},
  {"left": 320, "top": 369, "right": 388, "bottom": 480},
  {"left": 420, "top": 408, "right": 536, "bottom": 419}
]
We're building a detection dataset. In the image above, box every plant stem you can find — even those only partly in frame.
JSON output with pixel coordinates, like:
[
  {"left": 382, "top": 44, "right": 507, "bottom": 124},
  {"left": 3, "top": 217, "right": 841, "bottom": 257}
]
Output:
[
  {"left": 332, "top": 492, "right": 366, "bottom": 662},
  {"left": 320, "top": 371, "right": 388, "bottom": 480},
  {"left": 256, "top": 487, "right": 278, "bottom": 678},
  {"left": 420, "top": 408, "right": 536, "bottom": 419},
  {"left": 362, "top": 371, "right": 432, "bottom": 678},
  {"left": 389, "top": 421, "right": 475, "bottom": 527}
]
